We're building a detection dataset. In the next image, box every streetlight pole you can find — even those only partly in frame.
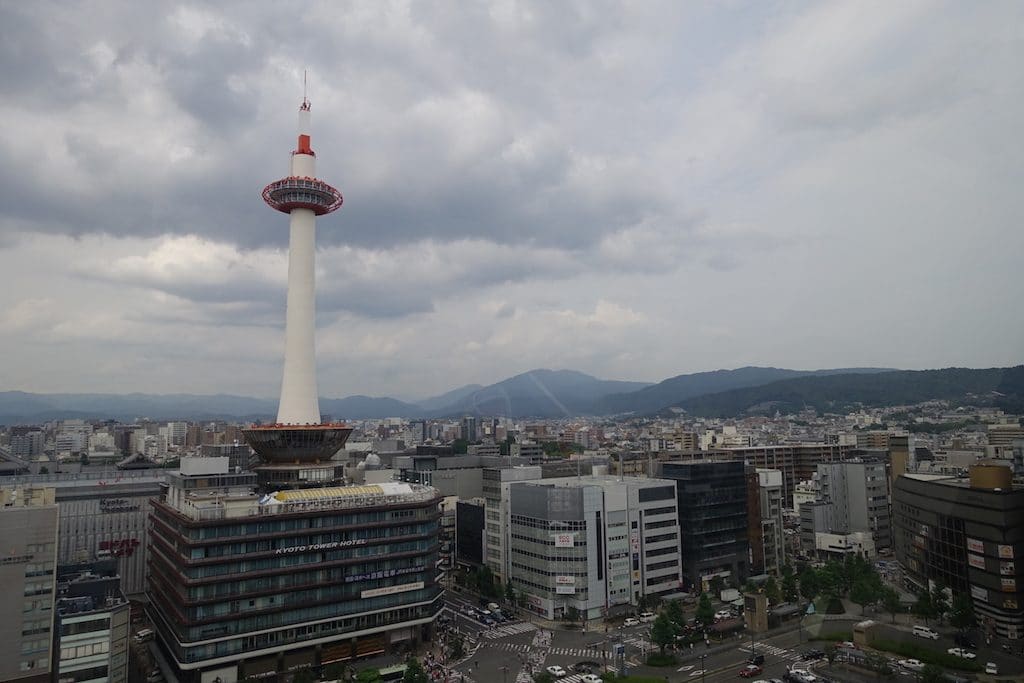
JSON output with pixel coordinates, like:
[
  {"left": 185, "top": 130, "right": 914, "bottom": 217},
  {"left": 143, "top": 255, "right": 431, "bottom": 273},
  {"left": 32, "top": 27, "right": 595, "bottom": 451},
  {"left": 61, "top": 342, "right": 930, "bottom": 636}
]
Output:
[
  {"left": 701, "top": 654, "right": 706, "bottom": 683},
  {"left": 502, "top": 665, "right": 508, "bottom": 683}
]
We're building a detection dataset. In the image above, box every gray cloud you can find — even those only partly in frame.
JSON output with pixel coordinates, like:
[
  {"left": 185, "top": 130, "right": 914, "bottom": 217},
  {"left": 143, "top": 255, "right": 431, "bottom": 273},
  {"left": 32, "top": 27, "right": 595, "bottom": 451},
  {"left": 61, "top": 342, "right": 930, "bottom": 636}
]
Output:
[{"left": 0, "top": 2, "right": 1021, "bottom": 396}]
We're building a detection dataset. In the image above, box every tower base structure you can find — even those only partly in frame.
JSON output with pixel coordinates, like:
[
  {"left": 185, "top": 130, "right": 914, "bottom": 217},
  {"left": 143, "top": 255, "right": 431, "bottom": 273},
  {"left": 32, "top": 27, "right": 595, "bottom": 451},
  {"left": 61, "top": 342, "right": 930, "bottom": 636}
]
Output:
[{"left": 242, "top": 423, "right": 353, "bottom": 490}]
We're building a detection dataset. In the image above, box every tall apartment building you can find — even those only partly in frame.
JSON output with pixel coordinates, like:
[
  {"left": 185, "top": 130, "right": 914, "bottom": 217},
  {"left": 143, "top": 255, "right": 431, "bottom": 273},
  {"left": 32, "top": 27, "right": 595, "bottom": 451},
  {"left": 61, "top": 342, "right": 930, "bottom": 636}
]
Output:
[
  {"left": 658, "top": 460, "right": 749, "bottom": 592},
  {"left": 147, "top": 457, "right": 442, "bottom": 681},
  {"left": 748, "top": 468, "right": 786, "bottom": 576},
  {"left": 54, "top": 560, "right": 130, "bottom": 683},
  {"left": 508, "top": 476, "right": 682, "bottom": 619},
  {"left": 817, "top": 459, "right": 891, "bottom": 549},
  {"left": 10, "top": 430, "right": 45, "bottom": 459},
  {"left": 0, "top": 486, "right": 59, "bottom": 683},
  {"left": 893, "top": 464, "right": 1024, "bottom": 638},
  {"left": 723, "top": 443, "right": 853, "bottom": 502}
]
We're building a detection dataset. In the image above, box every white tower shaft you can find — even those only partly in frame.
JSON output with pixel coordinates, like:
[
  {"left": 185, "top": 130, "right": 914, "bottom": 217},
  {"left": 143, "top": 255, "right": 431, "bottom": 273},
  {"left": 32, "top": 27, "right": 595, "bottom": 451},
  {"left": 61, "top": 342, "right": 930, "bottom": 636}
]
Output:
[{"left": 277, "top": 108, "right": 321, "bottom": 425}]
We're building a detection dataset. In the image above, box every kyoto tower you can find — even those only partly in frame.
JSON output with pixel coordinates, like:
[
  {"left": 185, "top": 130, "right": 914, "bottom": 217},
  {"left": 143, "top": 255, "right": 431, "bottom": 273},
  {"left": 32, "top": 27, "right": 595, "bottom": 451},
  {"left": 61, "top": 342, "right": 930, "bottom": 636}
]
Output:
[{"left": 243, "top": 91, "right": 353, "bottom": 467}]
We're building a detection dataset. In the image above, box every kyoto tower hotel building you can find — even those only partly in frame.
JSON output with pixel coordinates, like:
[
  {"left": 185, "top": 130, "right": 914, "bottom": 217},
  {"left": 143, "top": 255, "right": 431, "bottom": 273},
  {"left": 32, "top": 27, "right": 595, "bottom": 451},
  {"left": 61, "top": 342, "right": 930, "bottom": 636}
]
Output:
[{"left": 146, "top": 96, "right": 442, "bottom": 681}]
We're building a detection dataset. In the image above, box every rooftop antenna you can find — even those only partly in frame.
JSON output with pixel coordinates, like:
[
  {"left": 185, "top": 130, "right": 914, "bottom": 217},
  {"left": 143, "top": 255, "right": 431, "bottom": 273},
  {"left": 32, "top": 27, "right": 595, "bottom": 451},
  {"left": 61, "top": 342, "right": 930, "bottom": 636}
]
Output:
[{"left": 301, "top": 69, "right": 310, "bottom": 111}]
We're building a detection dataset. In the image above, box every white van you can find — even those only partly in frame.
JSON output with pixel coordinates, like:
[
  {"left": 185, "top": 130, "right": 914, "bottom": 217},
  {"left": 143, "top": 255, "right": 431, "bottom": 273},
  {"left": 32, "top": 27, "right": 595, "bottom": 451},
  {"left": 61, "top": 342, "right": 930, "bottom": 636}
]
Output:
[
  {"left": 639, "top": 611, "right": 656, "bottom": 623},
  {"left": 134, "top": 628, "right": 154, "bottom": 643},
  {"left": 913, "top": 625, "right": 939, "bottom": 640}
]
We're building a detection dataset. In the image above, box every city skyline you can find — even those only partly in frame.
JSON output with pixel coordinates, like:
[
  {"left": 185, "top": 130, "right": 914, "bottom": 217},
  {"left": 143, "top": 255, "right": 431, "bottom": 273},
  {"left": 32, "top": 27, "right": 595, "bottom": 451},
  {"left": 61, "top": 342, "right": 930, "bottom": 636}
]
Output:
[{"left": 1, "top": 2, "right": 1022, "bottom": 399}]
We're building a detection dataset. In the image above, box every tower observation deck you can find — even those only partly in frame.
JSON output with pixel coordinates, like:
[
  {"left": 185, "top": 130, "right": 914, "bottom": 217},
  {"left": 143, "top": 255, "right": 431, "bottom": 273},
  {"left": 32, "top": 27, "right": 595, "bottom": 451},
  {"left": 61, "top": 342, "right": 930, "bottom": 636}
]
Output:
[{"left": 243, "top": 96, "right": 351, "bottom": 465}]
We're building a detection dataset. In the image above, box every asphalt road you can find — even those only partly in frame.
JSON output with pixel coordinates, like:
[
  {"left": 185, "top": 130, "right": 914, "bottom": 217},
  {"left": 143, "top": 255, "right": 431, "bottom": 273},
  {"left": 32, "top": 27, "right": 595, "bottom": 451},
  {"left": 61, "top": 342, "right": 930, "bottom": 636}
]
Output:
[{"left": 441, "top": 591, "right": 1024, "bottom": 683}]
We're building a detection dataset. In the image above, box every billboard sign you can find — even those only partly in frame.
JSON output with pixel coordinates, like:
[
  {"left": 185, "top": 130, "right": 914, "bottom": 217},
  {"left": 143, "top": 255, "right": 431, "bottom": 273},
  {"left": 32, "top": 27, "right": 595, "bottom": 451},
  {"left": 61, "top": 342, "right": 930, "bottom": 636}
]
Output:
[
  {"left": 555, "top": 575, "right": 575, "bottom": 585},
  {"left": 967, "top": 538, "right": 985, "bottom": 554},
  {"left": 999, "top": 544, "right": 1015, "bottom": 559},
  {"left": 554, "top": 533, "right": 575, "bottom": 548},
  {"left": 556, "top": 585, "right": 576, "bottom": 594},
  {"left": 968, "top": 554, "right": 986, "bottom": 570}
]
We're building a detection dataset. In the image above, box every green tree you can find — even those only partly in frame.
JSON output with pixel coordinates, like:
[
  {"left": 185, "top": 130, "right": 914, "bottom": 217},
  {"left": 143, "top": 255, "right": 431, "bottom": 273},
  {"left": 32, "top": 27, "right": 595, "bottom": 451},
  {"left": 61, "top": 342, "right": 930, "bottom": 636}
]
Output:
[
  {"left": 799, "top": 568, "right": 821, "bottom": 602},
  {"left": 824, "top": 643, "right": 838, "bottom": 668},
  {"left": 912, "top": 590, "right": 935, "bottom": 624},
  {"left": 920, "top": 664, "right": 945, "bottom": 683},
  {"left": 650, "top": 613, "right": 676, "bottom": 655},
  {"left": 80, "top": 452, "right": 89, "bottom": 466},
  {"left": 403, "top": 659, "right": 430, "bottom": 683},
  {"left": 764, "top": 576, "right": 782, "bottom": 605},
  {"left": 39, "top": 465, "right": 49, "bottom": 474},
  {"left": 636, "top": 595, "right": 649, "bottom": 613},
  {"left": 450, "top": 635, "right": 465, "bottom": 660},
  {"left": 533, "top": 673, "right": 554, "bottom": 683},
  {"left": 664, "top": 599, "right": 684, "bottom": 628},
  {"left": 880, "top": 587, "right": 902, "bottom": 624},
  {"left": 505, "top": 581, "right": 516, "bottom": 607},
  {"left": 782, "top": 572, "right": 799, "bottom": 603},
  {"left": 356, "top": 669, "right": 382, "bottom": 683},
  {"left": 850, "top": 579, "right": 876, "bottom": 615},
  {"left": 323, "top": 663, "right": 344, "bottom": 681},
  {"left": 709, "top": 575, "right": 725, "bottom": 596},
  {"left": 695, "top": 592, "right": 715, "bottom": 626},
  {"left": 293, "top": 671, "right": 316, "bottom": 683},
  {"left": 452, "top": 439, "right": 469, "bottom": 454},
  {"left": 949, "top": 593, "right": 976, "bottom": 632},
  {"left": 931, "top": 583, "right": 950, "bottom": 625},
  {"left": 565, "top": 605, "right": 580, "bottom": 623}
]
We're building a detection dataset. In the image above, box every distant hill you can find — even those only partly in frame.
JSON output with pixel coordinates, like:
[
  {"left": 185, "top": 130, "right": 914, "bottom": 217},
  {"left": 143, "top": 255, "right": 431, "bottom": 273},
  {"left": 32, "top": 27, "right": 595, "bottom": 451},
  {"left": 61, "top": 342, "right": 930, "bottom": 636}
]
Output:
[
  {"left": 594, "top": 366, "right": 894, "bottom": 415},
  {"left": 429, "top": 369, "right": 651, "bottom": 418},
  {"left": 669, "top": 366, "right": 1024, "bottom": 417},
  {"left": 415, "top": 384, "right": 485, "bottom": 413},
  {"left": 319, "top": 395, "right": 421, "bottom": 420}
]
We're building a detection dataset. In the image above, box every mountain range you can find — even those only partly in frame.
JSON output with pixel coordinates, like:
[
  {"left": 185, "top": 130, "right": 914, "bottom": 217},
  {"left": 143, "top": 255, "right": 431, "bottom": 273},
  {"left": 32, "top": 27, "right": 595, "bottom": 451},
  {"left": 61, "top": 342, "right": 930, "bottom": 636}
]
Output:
[{"left": 0, "top": 365, "right": 1020, "bottom": 424}]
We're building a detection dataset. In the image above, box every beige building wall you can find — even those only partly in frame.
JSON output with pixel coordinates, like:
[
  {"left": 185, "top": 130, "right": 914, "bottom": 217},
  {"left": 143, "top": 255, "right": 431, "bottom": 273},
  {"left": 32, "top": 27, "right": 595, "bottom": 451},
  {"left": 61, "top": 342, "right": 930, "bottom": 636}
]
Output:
[{"left": 0, "top": 487, "right": 59, "bottom": 683}]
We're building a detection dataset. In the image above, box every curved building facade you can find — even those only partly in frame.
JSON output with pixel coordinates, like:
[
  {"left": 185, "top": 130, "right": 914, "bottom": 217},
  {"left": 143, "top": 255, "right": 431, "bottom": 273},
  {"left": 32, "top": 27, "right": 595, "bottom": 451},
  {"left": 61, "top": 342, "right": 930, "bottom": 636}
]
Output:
[
  {"left": 147, "top": 458, "right": 442, "bottom": 681},
  {"left": 893, "top": 471, "right": 1024, "bottom": 639}
]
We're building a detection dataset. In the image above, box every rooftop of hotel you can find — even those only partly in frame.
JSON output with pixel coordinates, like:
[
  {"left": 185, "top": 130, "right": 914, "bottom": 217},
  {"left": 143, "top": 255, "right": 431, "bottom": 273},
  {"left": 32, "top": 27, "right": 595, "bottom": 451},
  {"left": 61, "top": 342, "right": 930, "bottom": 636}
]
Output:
[{"left": 167, "top": 478, "right": 438, "bottom": 521}]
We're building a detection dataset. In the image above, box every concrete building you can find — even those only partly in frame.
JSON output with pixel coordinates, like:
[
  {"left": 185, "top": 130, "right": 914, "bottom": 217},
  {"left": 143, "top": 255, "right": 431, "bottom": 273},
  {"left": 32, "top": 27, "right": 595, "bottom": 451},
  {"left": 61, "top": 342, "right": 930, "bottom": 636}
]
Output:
[
  {"left": 893, "top": 464, "right": 1024, "bottom": 639},
  {"left": 54, "top": 559, "right": 130, "bottom": 683},
  {"left": 817, "top": 459, "right": 891, "bottom": 549},
  {"left": 147, "top": 457, "right": 442, "bottom": 681},
  {"left": 658, "top": 460, "right": 749, "bottom": 592},
  {"left": 748, "top": 468, "right": 786, "bottom": 576},
  {"left": 482, "top": 461, "right": 598, "bottom": 582},
  {"left": 0, "top": 486, "right": 59, "bottom": 683},
  {"left": 723, "top": 443, "right": 853, "bottom": 502},
  {"left": 507, "top": 476, "right": 682, "bottom": 619},
  {"left": 1, "top": 470, "right": 164, "bottom": 596},
  {"left": 989, "top": 423, "right": 1024, "bottom": 447}
]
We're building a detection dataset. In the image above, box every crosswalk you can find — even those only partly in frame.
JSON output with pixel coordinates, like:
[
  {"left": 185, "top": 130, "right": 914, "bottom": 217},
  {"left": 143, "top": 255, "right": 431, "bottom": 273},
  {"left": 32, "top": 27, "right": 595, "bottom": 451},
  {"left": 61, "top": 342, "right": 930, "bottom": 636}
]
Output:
[
  {"left": 482, "top": 622, "right": 539, "bottom": 639},
  {"left": 492, "top": 642, "right": 611, "bottom": 659},
  {"left": 739, "top": 643, "right": 803, "bottom": 662},
  {"left": 622, "top": 636, "right": 653, "bottom": 651}
]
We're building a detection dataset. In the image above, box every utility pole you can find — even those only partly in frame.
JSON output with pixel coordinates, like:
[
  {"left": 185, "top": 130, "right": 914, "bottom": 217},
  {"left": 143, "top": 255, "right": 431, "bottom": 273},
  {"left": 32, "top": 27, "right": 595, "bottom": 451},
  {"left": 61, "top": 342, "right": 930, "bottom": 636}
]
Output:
[{"left": 700, "top": 653, "right": 706, "bottom": 683}]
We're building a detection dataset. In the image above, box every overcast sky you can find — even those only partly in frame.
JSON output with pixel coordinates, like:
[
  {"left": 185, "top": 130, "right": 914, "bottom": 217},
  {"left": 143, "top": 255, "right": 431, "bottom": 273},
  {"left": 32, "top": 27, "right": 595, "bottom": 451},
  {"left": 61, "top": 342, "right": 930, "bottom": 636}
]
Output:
[{"left": 1, "top": 1, "right": 1022, "bottom": 401}]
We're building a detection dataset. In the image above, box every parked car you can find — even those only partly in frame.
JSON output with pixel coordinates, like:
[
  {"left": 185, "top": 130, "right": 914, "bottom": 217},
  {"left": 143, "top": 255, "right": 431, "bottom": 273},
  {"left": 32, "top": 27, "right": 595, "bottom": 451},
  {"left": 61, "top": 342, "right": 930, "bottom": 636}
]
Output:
[
  {"left": 639, "top": 611, "right": 656, "bottom": 623},
  {"left": 954, "top": 633, "right": 978, "bottom": 649},
  {"left": 572, "top": 662, "right": 601, "bottom": 674},
  {"left": 985, "top": 663, "right": 998, "bottom": 675},
  {"left": 580, "top": 675, "right": 603, "bottom": 683},
  {"left": 740, "top": 665, "right": 763, "bottom": 678},
  {"left": 947, "top": 648, "right": 977, "bottom": 660},
  {"left": 749, "top": 654, "right": 765, "bottom": 666},
  {"left": 716, "top": 610, "right": 734, "bottom": 620},
  {"left": 784, "top": 669, "right": 817, "bottom": 683},
  {"left": 546, "top": 666, "right": 568, "bottom": 678},
  {"left": 898, "top": 659, "right": 925, "bottom": 672},
  {"left": 913, "top": 626, "right": 940, "bottom": 640},
  {"left": 838, "top": 641, "right": 857, "bottom": 650},
  {"left": 623, "top": 617, "right": 640, "bottom": 627},
  {"left": 801, "top": 650, "right": 825, "bottom": 661}
]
